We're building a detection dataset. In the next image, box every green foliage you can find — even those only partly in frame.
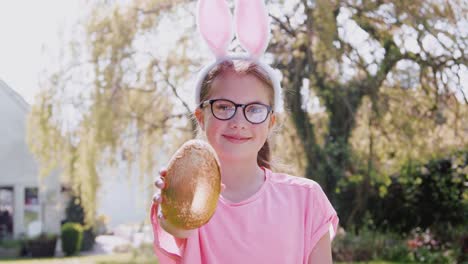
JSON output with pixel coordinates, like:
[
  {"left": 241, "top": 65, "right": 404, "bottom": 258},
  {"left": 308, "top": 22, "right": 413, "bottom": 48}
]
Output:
[
  {"left": 27, "top": 233, "right": 58, "bottom": 241},
  {"left": 333, "top": 226, "right": 463, "bottom": 263},
  {"left": 65, "top": 196, "right": 85, "bottom": 224},
  {"left": 274, "top": 0, "right": 468, "bottom": 202},
  {"left": 333, "top": 227, "right": 412, "bottom": 262},
  {"left": 350, "top": 90, "right": 468, "bottom": 187},
  {"left": 63, "top": 196, "right": 96, "bottom": 251},
  {"left": 337, "top": 150, "right": 467, "bottom": 233},
  {"left": 61, "top": 223, "right": 84, "bottom": 256},
  {"left": 372, "top": 151, "right": 467, "bottom": 233},
  {"left": 404, "top": 227, "right": 462, "bottom": 263},
  {"left": 0, "top": 239, "right": 22, "bottom": 249}
]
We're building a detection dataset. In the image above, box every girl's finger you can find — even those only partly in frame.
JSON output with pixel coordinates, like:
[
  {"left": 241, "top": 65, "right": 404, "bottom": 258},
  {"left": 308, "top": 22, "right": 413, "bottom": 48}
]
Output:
[
  {"left": 152, "top": 193, "right": 162, "bottom": 204},
  {"left": 157, "top": 206, "right": 165, "bottom": 220},
  {"left": 159, "top": 168, "right": 167, "bottom": 177},
  {"left": 154, "top": 178, "right": 165, "bottom": 189},
  {"left": 157, "top": 211, "right": 165, "bottom": 220}
]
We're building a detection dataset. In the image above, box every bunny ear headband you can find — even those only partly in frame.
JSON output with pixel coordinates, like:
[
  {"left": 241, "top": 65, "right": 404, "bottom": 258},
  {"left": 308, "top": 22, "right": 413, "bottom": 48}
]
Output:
[{"left": 194, "top": 0, "right": 284, "bottom": 112}]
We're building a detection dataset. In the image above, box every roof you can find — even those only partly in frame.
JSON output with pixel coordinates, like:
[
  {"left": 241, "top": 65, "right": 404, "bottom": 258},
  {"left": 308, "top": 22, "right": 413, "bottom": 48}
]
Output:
[
  {"left": 0, "top": 79, "right": 38, "bottom": 184},
  {"left": 0, "top": 79, "right": 29, "bottom": 112}
]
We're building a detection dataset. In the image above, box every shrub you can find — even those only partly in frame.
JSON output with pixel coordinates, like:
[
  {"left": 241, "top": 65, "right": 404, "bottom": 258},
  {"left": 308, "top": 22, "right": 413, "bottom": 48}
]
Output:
[
  {"left": 337, "top": 150, "right": 467, "bottom": 233},
  {"left": 0, "top": 239, "right": 23, "bottom": 258},
  {"left": 332, "top": 227, "right": 461, "bottom": 263},
  {"left": 332, "top": 226, "right": 408, "bottom": 262},
  {"left": 63, "top": 195, "right": 96, "bottom": 251},
  {"left": 61, "top": 222, "right": 83, "bottom": 256},
  {"left": 405, "top": 227, "right": 461, "bottom": 264},
  {"left": 0, "top": 239, "right": 22, "bottom": 249},
  {"left": 374, "top": 152, "right": 467, "bottom": 233}
]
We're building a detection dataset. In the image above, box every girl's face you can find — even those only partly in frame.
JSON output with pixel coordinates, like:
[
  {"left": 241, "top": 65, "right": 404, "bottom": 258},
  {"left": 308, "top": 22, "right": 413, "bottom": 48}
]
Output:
[{"left": 195, "top": 71, "right": 276, "bottom": 163}]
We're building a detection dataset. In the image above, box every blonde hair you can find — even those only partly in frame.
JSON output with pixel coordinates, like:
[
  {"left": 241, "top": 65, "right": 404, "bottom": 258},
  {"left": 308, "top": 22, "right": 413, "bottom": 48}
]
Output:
[{"left": 196, "top": 60, "right": 275, "bottom": 169}]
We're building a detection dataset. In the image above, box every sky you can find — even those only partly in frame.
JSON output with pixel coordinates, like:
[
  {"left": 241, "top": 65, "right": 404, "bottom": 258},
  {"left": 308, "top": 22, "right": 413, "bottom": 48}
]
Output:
[{"left": 0, "top": 0, "right": 81, "bottom": 104}]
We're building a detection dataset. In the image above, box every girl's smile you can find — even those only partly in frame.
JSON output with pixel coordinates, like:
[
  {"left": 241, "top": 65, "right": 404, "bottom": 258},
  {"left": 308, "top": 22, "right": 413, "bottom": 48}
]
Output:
[{"left": 222, "top": 133, "right": 252, "bottom": 143}]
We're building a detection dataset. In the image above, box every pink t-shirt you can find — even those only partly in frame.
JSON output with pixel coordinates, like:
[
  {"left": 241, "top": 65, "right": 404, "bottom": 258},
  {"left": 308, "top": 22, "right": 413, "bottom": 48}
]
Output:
[{"left": 150, "top": 167, "right": 339, "bottom": 264}]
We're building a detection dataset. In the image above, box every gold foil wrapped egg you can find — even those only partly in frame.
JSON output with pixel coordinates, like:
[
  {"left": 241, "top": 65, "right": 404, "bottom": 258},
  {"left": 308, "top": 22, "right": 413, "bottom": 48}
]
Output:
[{"left": 161, "top": 139, "right": 221, "bottom": 230}]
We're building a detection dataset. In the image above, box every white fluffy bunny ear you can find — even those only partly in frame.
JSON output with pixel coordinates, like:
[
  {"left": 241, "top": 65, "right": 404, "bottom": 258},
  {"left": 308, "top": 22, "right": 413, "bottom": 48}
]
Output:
[
  {"left": 234, "top": 0, "right": 270, "bottom": 58},
  {"left": 197, "top": 0, "right": 234, "bottom": 58}
]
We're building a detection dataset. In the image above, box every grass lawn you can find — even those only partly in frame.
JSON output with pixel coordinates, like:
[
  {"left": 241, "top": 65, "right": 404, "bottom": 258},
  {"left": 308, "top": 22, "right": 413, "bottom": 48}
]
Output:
[
  {"left": 336, "top": 260, "right": 407, "bottom": 264},
  {"left": 0, "top": 253, "right": 157, "bottom": 264}
]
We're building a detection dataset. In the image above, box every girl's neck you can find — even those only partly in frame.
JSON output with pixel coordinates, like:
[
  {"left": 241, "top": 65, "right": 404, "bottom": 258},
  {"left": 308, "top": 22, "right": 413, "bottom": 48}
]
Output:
[{"left": 219, "top": 158, "right": 266, "bottom": 203}]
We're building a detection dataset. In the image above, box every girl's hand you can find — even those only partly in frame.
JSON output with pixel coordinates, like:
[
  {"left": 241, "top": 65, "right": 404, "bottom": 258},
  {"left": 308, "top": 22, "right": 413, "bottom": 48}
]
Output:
[
  {"left": 152, "top": 168, "right": 195, "bottom": 239},
  {"left": 152, "top": 168, "right": 167, "bottom": 218}
]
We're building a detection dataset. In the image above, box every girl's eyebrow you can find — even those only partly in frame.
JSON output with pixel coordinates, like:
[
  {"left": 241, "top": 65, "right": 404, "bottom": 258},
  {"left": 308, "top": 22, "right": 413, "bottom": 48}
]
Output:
[
  {"left": 248, "top": 100, "right": 269, "bottom": 105},
  {"left": 236, "top": 100, "right": 263, "bottom": 104},
  {"left": 217, "top": 98, "right": 268, "bottom": 105}
]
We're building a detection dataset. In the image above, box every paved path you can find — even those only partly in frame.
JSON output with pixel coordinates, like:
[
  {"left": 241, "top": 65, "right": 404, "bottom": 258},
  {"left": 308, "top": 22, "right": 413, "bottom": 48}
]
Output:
[{"left": 55, "top": 224, "right": 154, "bottom": 257}]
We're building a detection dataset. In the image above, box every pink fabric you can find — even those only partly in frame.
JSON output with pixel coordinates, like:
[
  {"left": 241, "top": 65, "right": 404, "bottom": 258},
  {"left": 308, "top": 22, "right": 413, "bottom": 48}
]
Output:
[{"left": 150, "top": 167, "right": 339, "bottom": 264}]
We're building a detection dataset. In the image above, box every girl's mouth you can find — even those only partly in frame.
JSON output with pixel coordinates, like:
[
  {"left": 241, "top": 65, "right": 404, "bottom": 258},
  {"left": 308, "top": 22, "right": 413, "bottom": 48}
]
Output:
[{"left": 222, "top": 134, "right": 251, "bottom": 143}]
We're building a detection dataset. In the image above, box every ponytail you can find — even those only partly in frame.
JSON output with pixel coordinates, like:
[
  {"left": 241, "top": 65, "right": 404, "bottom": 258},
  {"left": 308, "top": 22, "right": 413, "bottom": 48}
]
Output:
[{"left": 257, "top": 139, "right": 271, "bottom": 169}]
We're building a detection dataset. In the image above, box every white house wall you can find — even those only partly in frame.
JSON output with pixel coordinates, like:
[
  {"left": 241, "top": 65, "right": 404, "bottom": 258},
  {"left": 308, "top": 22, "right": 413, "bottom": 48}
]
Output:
[
  {"left": 0, "top": 80, "right": 63, "bottom": 237},
  {"left": 1, "top": 79, "right": 171, "bottom": 236}
]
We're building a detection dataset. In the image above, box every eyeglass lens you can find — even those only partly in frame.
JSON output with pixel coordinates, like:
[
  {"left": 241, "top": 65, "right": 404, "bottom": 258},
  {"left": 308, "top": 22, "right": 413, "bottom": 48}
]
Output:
[{"left": 211, "top": 100, "right": 269, "bottom": 124}]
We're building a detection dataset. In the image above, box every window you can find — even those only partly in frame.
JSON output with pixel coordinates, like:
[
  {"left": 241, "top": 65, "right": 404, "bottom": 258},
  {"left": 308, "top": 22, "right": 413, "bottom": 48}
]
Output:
[
  {"left": 24, "top": 187, "right": 40, "bottom": 236},
  {"left": 0, "top": 187, "right": 14, "bottom": 239}
]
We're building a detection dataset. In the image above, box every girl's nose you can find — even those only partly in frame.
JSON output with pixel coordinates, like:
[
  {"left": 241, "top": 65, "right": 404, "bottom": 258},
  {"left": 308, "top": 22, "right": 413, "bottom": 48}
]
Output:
[{"left": 229, "top": 109, "right": 247, "bottom": 129}]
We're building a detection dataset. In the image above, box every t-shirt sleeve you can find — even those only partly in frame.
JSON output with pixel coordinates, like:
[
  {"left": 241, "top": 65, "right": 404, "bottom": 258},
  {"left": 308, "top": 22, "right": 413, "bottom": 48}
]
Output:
[
  {"left": 150, "top": 203, "right": 184, "bottom": 264},
  {"left": 306, "top": 182, "right": 339, "bottom": 254}
]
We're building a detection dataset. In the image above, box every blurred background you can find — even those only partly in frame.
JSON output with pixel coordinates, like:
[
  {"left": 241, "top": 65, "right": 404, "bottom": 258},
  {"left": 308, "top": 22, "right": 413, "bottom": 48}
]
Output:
[{"left": 0, "top": 0, "right": 466, "bottom": 263}]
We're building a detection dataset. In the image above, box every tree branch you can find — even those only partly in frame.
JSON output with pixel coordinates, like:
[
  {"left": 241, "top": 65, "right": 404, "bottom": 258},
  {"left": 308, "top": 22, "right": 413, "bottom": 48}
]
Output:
[
  {"left": 270, "top": 14, "right": 296, "bottom": 36},
  {"left": 154, "top": 63, "right": 192, "bottom": 116}
]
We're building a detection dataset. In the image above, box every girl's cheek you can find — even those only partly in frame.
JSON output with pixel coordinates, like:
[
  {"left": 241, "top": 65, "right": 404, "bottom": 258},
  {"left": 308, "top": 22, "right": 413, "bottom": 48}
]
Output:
[{"left": 204, "top": 120, "right": 220, "bottom": 140}]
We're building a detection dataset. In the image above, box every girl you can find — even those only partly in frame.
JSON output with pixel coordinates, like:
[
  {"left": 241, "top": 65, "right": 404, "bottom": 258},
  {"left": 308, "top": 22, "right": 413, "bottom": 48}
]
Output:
[{"left": 151, "top": 1, "right": 338, "bottom": 263}]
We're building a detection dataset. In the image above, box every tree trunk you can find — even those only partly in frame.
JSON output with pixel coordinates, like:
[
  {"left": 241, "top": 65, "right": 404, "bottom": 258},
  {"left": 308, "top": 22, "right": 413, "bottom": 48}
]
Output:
[
  {"left": 319, "top": 87, "right": 364, "bottom": 203},
  {"left": 285, "top": 56, "right": 324, "bottom": 187}
]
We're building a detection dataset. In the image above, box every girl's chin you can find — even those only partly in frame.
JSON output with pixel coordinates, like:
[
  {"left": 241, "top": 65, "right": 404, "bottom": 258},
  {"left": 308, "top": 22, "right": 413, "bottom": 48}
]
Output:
[{"left": 216, "top": 149, "right": 256, "bottom": 162}]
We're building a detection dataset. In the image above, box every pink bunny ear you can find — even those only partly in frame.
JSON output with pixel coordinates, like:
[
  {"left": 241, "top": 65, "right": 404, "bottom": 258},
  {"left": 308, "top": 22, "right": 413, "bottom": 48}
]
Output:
[
  {"left": 234, "top": 0, "right": 270, "bottom": 58},
  {"left": 197, "top": 0, "right": 234, "bottom": 58}
]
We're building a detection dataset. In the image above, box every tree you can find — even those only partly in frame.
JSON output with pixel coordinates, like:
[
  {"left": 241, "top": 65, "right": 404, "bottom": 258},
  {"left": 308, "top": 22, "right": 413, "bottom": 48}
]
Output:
[
  {"left": 269, "top": 0, "right": 468, "bottom": 207},
  {"left": 27, "top": 0, "right": 196, "bottom": 224}
]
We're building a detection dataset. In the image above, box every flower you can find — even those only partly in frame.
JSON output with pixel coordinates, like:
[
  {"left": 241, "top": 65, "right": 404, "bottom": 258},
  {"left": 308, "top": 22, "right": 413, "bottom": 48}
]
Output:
[{"left": 407, "top": 239, "right": 422, "bottom": 250}]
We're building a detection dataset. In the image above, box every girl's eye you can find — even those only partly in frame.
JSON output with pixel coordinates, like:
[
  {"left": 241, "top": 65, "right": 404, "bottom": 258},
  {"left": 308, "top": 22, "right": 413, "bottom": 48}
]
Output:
[
  {"left": 246, "top": 105, "right": 265, "bottom": 113},
  {"left": 215, "top": 104, "right": 234, "bottom": 111}
]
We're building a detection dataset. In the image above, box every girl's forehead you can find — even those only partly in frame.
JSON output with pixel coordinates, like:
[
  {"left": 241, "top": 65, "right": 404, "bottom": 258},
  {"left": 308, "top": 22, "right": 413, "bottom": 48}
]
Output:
[{"left": 209, "top": 72, "right": 272, "bottom": 103}]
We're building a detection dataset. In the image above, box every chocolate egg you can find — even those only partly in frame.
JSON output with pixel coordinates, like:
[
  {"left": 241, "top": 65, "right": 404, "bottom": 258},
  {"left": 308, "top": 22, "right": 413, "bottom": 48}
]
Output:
[{"left": 161, "top": 139, "right": 221, "bottom": 230}]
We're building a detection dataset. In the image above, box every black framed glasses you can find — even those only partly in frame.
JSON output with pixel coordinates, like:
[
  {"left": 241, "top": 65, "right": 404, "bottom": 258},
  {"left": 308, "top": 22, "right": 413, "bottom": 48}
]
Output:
[{"left": 199, "top": 99, "right": 273, "bottom": 124}]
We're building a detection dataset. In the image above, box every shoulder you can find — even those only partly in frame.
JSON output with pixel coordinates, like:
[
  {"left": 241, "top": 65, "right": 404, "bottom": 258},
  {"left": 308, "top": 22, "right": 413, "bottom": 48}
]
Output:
[
  {"left": 266, "top": 170, "right": 334, "bottom": 213},
  {"left": 268, "top": 170, "right": 322, "bottom": 193}
]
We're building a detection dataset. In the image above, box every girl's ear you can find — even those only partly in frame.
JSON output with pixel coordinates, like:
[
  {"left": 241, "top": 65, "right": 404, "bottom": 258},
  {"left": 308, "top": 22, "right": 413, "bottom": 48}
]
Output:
[
  {"left": 268, "top": 113, "right": 276, "bottom": 130},
  {"left": 195, "top": 108, "right": 205, "bottom": 130}
]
